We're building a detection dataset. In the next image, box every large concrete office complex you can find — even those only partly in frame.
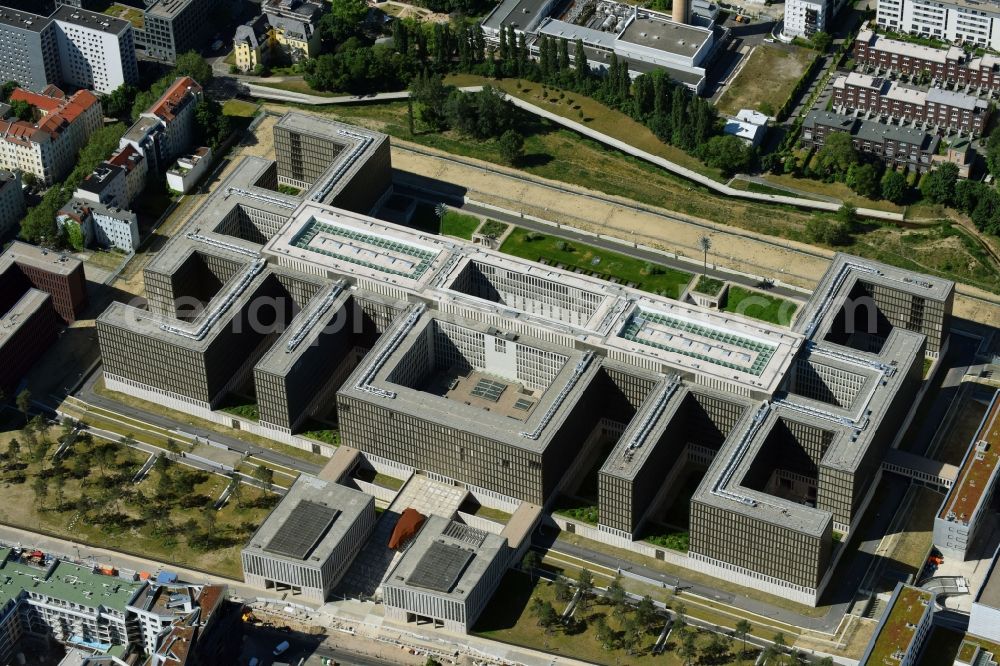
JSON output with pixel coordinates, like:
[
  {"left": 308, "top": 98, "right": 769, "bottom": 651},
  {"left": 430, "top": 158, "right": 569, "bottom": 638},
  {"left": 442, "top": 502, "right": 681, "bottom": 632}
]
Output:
[
  {"left": 96, "top": 112, "right": 953, "bottom": 605},
  {"left": 934, "top": 389, "right": 1000, "bottom": 559},
  {"left": 382, "top": 516, "right": 510, "bottom": 632},
  {"left": 876, "top": 0, "right": 1000, "bottom": 51},
  {"left": 0, "top": 4, "right": 137, "bottom": 94},
  {"left": 242, "top": 474, "right": 376, "bottom": 602}
]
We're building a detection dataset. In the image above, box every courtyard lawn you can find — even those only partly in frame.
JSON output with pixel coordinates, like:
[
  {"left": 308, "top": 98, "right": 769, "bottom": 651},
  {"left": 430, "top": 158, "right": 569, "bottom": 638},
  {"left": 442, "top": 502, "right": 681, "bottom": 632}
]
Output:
[
  {"left": 222, "top": 99, "right": 260, "bottom": 118},
  {"left": 716, "top": 44, "right": 817, "bottom": 117},
  {"left": 440, "top": 210, "right": 481, "bottom": 239},
  {"left": 724, "top": 285, "right": 799, "bottom": 326},
  {"left": 500, "top": 228, "right": 692, "bottom": 299}
]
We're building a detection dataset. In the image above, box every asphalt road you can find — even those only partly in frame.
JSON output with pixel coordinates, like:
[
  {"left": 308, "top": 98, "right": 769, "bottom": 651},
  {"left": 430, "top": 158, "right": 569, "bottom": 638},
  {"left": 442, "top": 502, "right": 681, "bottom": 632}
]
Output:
[{"left": 73, "top": 367, "right": 323, "bottom": 476}]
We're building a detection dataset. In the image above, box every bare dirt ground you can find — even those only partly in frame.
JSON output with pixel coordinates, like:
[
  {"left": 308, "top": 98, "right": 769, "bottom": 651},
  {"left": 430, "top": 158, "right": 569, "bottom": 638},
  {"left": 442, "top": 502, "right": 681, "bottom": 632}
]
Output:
[{"left": 374, "top": 0, "right": 450, "bottom": 22}]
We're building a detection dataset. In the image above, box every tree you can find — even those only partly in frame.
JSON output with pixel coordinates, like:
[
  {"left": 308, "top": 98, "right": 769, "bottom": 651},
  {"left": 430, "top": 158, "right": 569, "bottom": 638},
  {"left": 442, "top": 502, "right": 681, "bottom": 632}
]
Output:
[
  {"left": 836, "top": 202, "right": 858, "bottom": 230},
  {"left": 702, "top": 633, "right": 730, "bottom": 662},
  {"left": 16, "top": 389, "right": 30, "bottom": 426},
  {"left": 817, "top": 658, "right": 834, "bottom": 666},
  {"left": 697, "top": 135, "right": 754, "bottom": 176},
  {"left": 574, "top": 39, "right": 589, "bottom": 84},
  {"left": 0, "top": 81, "right": 18, "bottom": 103},
  {"left": 101, "top": 84, "right": 138, "bottom": 118},
  {"left": 575, "top": 568, "right": 594, "bottom": 608},
  {"left": 846, "top": 163, "right": 880, "bottom": 199},
  {"left": 986, "top": 125, "right": 1000, "bottom": 177},
  {"left": 621, "top": 616, "right": 642, "bottom": 654},
  {"left": 521, "top": 549, "right": 539, "bottom": 578},
  {"left": 677, "top": 630, "right": 698, "bottom": 665},
  {"left": 7, "top": 438, "right": 19, "bottom": 461},
  {"left": 772, "top": 632, "right": 788, "bottom": 664},
  {"left": 594, "top": 614, "right": 614, "bottom": 649},
  {"left": 635, "top": 595, "right": 657, "bottom": 628},
  {"left": 734, "top": 619, "right": 752, "bottom": 664},
  {"left": 194, "top": 98, "right": 232, "bottom": 150},
  {"left": 806, "top": 216, "right": 851, "bottom": 246},
  {"left": 9, "top": 99, "right": 33, "bottom": 121},
  {"left": 815, "top": 132, "right": 858, "bottom": 177},
  {"left": 321, "top": 0, "right": 369, "bottom": 46},
  {"left": 174, "top": 51, "right": 212, "bottom": 84},
  {"left": 33, "top": 476, "right": 48, "bottom": 505},
  {"left": 880, "top": 169, "right": 908, "bottom": 204},
  {"left": 698, "top": 235, "right": 712, "bottom": 274},
  {"left": 253, "top": 464, "right": 274, "bottom": 492},
  {"left": 811, "top": 31, "right": 832, "bottom": 51},
  {"left": 553, "top": 575, "right": 572, "bottom": 601},
  {"left": 921, "top": 162, "right": 959, "bottom": 206},
  {"left": 227, "top": 473, "right": 244, "bottom": 508},
  {"left": 498, "top": 129, "right": 525, "bottom": 165},
  {"left": 606, "top": 575, "right": 628, "bottom": 618}
]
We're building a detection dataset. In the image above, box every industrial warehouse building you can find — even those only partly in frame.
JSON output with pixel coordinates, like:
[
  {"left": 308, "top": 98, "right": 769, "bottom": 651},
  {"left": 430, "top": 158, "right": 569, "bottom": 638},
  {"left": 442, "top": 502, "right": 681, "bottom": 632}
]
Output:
[
  {"left": 242, "top": 475, "right": 376, "bottom": 602},
  {"left": 96, "top": 112, "right": 954, "bottom": 606}
]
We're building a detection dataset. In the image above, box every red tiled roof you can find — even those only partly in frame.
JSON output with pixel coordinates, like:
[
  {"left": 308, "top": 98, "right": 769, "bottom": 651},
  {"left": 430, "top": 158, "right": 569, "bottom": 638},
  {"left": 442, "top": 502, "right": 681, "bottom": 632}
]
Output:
[
  {"left": 149, "top": 76, "right": 203, "bottom": 123},
  {"left": 108, "top": 144, "right": 142, "bottom": 171},
  {"left": 5, "top": 88, "right": 99, "bottom": 141}
]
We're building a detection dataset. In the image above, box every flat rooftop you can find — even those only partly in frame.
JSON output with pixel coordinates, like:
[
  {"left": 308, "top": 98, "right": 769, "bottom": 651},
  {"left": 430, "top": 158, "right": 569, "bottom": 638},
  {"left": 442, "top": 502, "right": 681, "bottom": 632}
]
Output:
[
  {"left": 0, "top": 552, "right": 141, "bottom": 612},
  {"left": 604, "top": 296, "right": 802, "bottom": 395},
  {"left": 976, "top": 545, "right": 1000, "bottom": 611},
  {"left": 52, "top": 5, "right": 131, "bottom": 34},
  {"left": 0, "top": 6, "right": 47, "bottom": 32},
  {"left": 600, "top": 377, "right": 687, "bottom": 481},
  {"left": 857, "top": 28, "right": 964, "bottom": 64},
  {"left": 384, "top": 515, "right": 507, "bottom": 601},
  {"left": 482, "top": 0, "right": 552, "bottom": 31},
  {"left": 146, "top": 0, "right": 198, "bottom": 19},
  {"left": 244, "top": 474, "right": 372, "bottom": 565},
  {"left": 0, "top": 289, "right": 50, "bottom": 346},
  {"left": 0, "top": 241, "right": 82, "bottom": 277},
  {"left": 618, "top": 14, "right": 711, "bottom": 57},
  {"left": 264, "top": 203, "right": 452, "bottom": 291},
  {"left": 940, "top": 390, "right": 1000, "bottom": 524},
  {"left": 861, "top": 584, "right": 933, "bottom": 665}
]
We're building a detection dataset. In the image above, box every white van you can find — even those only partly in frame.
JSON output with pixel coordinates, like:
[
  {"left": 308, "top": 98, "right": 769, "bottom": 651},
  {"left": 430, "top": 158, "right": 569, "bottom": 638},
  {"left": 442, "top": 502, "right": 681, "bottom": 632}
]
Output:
[{"left": 273, "top": 641, "right": 290, "bottom": 656}]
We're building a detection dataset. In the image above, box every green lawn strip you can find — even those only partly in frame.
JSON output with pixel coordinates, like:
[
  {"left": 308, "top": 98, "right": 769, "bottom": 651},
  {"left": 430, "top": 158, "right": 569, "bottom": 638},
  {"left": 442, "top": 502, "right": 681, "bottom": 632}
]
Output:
[
  {"left": 643, "top": 530, "right": 690, "bottom": 553},
  {"left": 692, "top": 275, "right": 725, "bottom": 296},
  {"left": 93, "top": 377, "right": 329, "bottom": 467},
  {"left": 500, "top": 228, "right": 692, "bottom": 299},
  {"left": 473, "top": 505, "right": 512, "bottom": 523},
  {"left": 440, "top": 210, "right": 481, "bottom": 239},
  {"left": 222, "top": 99, "right": 260, "bottom": 118},
  {"left": 373, "top": 472, "right": 405, "bottom": 490},
  {"left": 723, "top": 285, "right": 798, "bottom": 326},
  {"left": 758, "top": 173, "right": 904, "bottom": 213},
  {"left": 254, "top": 79, "right": 343, "bottom": 97},
  {"left": 220, "top": 400, "right": 260, "bottom": 422}
]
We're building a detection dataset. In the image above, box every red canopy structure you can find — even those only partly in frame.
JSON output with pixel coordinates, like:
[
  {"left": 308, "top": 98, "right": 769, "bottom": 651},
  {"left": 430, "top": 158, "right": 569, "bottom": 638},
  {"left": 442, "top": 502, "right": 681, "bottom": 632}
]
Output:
[{"left": 388, "top": 507, "right": 426, "bottom": 550}]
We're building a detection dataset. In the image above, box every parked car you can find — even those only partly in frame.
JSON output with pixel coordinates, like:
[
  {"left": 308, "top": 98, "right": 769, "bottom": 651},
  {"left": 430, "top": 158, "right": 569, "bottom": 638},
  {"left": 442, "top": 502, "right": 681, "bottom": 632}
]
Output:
[{"left": 273, "top": 640, "right": 290, "bottom": 656}]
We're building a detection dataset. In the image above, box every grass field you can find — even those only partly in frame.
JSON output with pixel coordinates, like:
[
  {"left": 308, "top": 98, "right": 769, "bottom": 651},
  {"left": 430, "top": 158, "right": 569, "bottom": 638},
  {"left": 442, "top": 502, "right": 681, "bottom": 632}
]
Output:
[
  {"left": 759, "top": 173, "right": 905, "bottom": 213},
  {"left": 222, "top": 99, "right": 260, "bottom": 118},
  {"left": 692, "top": 275, "right": 725, "bottom": 295},
  {"left": 474, "top": 572, "right": 760, "bottom": 666},
  {"left": 716, "top": 44, "right": 817, "bottom": 117},
  {"left": 254, "top": 79, "right": 343, "bottom": 97},
  {"left": 500, "top": 228, "right": 692, "bottom": 298},
  {"left": 440, "top": 210, "right": 481, "bottom": 239},
  {"left": 275, "top": 101, "right": 1000, "bottom": 294},
  {"left": 0, "top": 426, "right": 275, "bottom": 578},
  {"left": 724, "top": 285, "right": 799, "bottom": 325},
  {"left": 445, "top": 74, "right": 725, "bottom": 181}
]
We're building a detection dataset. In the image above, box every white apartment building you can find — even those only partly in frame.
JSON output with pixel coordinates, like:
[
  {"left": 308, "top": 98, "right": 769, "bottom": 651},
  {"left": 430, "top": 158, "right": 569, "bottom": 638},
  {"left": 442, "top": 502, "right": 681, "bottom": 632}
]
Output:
[
  {"left": 0, "top": 5, "right": 137, "bottom": 95},
  {"left": 784, "top": 0, "right": 849, "bottom": 37},
  {"left": 91, "top": 204, "right": 139, "bottom": 251},
  {"left": 0, "top": 87, "right": 102, "bottom": 186},
  {"left": 877, "top": 0, "right": 1000, "bottom": 50}
]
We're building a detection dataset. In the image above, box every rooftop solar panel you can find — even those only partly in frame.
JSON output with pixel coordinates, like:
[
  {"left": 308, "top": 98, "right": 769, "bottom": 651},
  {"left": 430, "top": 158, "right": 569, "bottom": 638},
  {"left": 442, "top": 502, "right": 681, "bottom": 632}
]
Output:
[
  {"left": 264, "top": 501, "right": 339, "bottom": 560},
  {"left": 407, "top": 541, "right": 474, "bottom": 593},
  {"left": 513, "top": 398, "right": 534, "bottom": 411},
  {"left": 471, "top": 378, "right": 506, "bottom": 402}
]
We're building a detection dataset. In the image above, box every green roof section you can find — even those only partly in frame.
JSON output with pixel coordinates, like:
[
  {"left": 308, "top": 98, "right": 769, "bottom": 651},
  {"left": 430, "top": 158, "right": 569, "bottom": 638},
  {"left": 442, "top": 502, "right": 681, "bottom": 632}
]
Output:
[
  {"left": 0, "top": 550, "right": 141, "bottom": 613},
  {"left": 291, "top": 218, "right": 439, "bottom": 279},
  {"left": 619, "top": 309, "right": 777, "bottom": 376}
]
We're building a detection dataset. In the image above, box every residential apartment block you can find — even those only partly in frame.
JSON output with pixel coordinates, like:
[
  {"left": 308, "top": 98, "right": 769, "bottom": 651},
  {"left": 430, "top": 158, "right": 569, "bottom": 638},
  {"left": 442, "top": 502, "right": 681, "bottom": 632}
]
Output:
[
  {"left": 242, "top": 474, "right": 376, "bottom": 602},
  {"left": 802, "top": 110, "right": 940, "bottom": 172},
  {"left": 0, "top": 170, "right": 25, "bottom": 237},
  {"left": 832, "top": 71, "right": 990, "bottom": 135},
  {"left": 233, "top": 14, "right": 272, "bottom": 73},
  {"left": 854, "top": 27, "right": 1000, "bottom": 91},
  {"left": 876, "top": 0, "right": 1000, "bottom": 51},
  {"left": 58, "top": 199, "right": 139, "bottom": 251},
  {"left": 120, "top": 76, "right": 203, "bottom": 177},
  {"left": 0, "top": 4, "right": 137, "bottom": 94},
  {"left": 96, "top": 112, "right": 953, "bottom": 606},
  {"left": 0, "top": 86, "right": 102, "bottom": 186},
  {"left": 1, "top": 240, "right": 87, "bottom": 323},
  {"left": 141, "top": 0, "right": 223, "bottom": 63},
  {"left": 784, "top": 0, "right": 849, "bottom": 38}
]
